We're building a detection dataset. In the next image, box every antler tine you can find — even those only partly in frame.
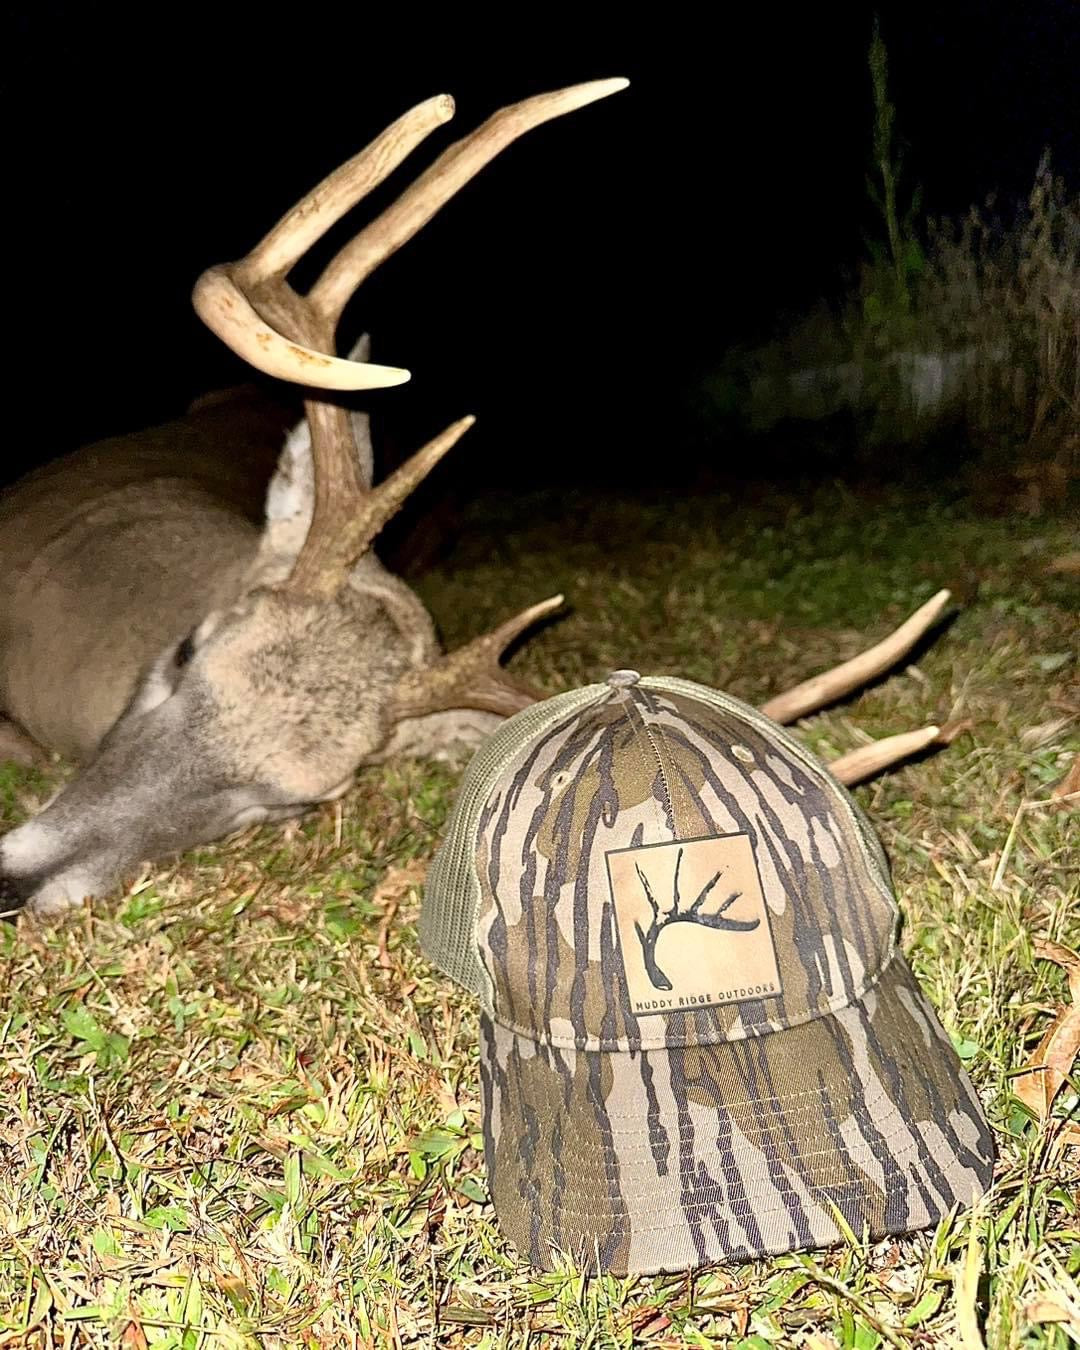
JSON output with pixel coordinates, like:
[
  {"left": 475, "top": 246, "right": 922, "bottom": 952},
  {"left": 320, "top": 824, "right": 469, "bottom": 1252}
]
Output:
[
  {"left": 390, "top": 595, "right": 565, "bottom": 719},
  {"left": 192, "top": 94, "right": 456, "bottom": 391},
  {"left": 828, "top": 725, "right": 944, "bottom": 786},
  {"left": 238, "top": 95, "right": 456, "bottom": 286},
  {"left": 760, "top": 590, "right": 952, "bottom": 725},
  {"left": 287, "top": 415, "right": 477, "bottom": 597},
  {"left": 309, "top": 77, "right": 631, "bottom": 326}
]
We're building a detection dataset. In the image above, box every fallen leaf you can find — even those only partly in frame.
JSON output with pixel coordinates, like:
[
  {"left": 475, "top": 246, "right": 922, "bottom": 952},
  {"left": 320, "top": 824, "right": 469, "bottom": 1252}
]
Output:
[
  {"left": 215, "top": 1273, "right": 251, "bottom": 1302},
  {"left": 1013, "top": 942, "right": 1080, "bottom": 1127},
  {"left": 373, "top": 859, "right": 428, "bottom": 969},
  {"left": 1024, "top": 1296, "right": 1080, "bottom": 1329},
  {"left": 629, "top": 1306, "right": 672, "bottom": 1338},
  {"left": 120, "top": 1316, "right": 150, "bottom": 1350},
  {"left": 373, "top": 858, "right": 429, "bottom": 907},
  {"left": 1046, "top": 551, "right": 1080, "bottom": 574},
  {"left": 1051, "top": 752, "right": 1080, "bottom": 805},
  {"left": 1035, "top": 939, "right": 1080, "bottom": 1003}
]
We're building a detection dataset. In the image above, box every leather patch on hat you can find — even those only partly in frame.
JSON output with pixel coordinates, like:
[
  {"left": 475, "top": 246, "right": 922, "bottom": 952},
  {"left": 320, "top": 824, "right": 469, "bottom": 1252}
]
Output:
[{"left": 607, "top": 833, "right": 782, "bottom": 1016}]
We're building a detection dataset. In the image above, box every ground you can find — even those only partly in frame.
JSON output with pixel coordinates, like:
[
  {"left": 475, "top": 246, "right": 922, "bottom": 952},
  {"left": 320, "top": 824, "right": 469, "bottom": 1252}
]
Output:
[{"left": 0, "top": 484, "right": 1076, "bottom": 1348}]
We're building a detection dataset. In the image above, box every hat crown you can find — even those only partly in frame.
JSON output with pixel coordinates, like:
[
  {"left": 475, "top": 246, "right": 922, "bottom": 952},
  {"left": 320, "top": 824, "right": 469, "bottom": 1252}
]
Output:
[{"left": 446, "top": 678, "right": 897, "bottom": 1052}]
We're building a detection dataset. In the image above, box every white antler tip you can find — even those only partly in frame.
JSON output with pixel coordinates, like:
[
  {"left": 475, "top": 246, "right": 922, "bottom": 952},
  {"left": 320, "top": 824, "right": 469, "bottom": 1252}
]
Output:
[
  {"left": 575, "top": 76, "right": 631, "bottom": 105},
  {"left": 351, "top": 362, "right": 411, "bottom": 389},
  {"left": 433, "top": 93, "right": 456, "bottom": 122}
]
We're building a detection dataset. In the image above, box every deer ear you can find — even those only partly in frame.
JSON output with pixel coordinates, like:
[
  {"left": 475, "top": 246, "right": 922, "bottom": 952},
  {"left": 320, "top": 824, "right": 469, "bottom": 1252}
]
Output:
[{"left": 246, "top": 336, "right": 374, "bottom": 588}]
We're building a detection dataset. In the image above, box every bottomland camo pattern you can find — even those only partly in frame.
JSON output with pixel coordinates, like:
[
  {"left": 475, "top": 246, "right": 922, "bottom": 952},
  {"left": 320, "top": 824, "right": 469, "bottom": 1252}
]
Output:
[
  {"left": 425, "top": 679, "right": 994, "bottom": 1272},
  {"left": 481, "top": 954, "right": 993, "bottom": 1273}
]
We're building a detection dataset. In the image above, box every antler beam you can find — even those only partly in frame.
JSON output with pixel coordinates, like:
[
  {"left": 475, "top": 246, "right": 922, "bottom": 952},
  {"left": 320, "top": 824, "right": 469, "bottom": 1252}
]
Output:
[{"left": 310, "top": 79, "right": 631, "bottom": 325}]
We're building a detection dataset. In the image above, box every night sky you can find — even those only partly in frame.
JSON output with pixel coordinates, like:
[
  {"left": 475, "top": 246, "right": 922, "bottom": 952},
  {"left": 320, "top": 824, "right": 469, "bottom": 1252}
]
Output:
[{"left": 5, "top": 4, "right": 1077, "bottom": 489}]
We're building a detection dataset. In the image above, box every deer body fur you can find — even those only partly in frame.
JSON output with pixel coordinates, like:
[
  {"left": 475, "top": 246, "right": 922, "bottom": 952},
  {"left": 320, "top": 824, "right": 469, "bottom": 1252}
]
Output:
[{"left": 0, "top": 392, "right": 286, "bottom": 761}]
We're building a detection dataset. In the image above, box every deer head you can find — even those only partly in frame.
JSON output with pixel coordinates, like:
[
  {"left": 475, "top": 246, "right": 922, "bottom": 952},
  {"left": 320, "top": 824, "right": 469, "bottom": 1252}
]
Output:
[{"left": 0, "top": 80, "right": 627, "bottom": 915}]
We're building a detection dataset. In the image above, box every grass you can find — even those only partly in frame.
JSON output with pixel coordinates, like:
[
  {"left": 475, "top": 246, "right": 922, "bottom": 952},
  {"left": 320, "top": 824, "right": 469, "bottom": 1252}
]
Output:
[{"left": 0, "top": 483, "right": 1077, "bottom": 1348}]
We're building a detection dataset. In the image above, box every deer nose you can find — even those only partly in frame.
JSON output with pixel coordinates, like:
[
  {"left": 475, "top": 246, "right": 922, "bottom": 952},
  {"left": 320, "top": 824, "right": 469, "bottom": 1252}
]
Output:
[{"left": 0, "top": 870, "right": 35, "bottom": 911}]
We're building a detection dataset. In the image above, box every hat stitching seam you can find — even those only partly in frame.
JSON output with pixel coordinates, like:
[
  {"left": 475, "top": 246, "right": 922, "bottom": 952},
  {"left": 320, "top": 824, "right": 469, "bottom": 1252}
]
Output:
[
  {"left": 488, "top": 966, "right": 971, "bottom": 1130},
  {"left": 542, "top": 1171, "right": 986, "bottom": 1231},
  {"left": 536, "top": 1114, "right": 936, "bottom": 1163},
  {"left": 540, "top": 1170, "right": 971, "bottom": 1230},
  {"left": 621, "top": 688, "right": 676, "bottom": 839},
  {"left": 534, "top": 1080, "right": 934, "bottom": 1155},
  {"left": 513, "top": 1114, "right": 978, "bottom": 1220},
  {"left": 584, "top": 1085, "right": 901, "bottom": 1129}
]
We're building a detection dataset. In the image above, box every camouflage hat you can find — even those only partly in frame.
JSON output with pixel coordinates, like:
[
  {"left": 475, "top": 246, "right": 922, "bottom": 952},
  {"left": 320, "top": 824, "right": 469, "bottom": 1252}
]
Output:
[{"left": 421, "top": 671, "right": 994, "bottom": 1274}]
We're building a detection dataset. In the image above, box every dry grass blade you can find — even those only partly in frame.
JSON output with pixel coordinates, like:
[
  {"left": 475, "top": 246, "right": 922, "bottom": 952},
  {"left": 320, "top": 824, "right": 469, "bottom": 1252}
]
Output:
[
  {"left": 1023, "top": 1295, "right": 1080, "bottom": 1329},
  {"left": 954, "top": 1221, "right": 987, "bottom": 1350}
]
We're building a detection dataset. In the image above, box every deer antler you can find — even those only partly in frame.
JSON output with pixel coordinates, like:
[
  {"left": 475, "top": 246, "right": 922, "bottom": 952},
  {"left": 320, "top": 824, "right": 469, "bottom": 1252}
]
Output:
[
  {"left": 827, "top": 725, "right": 943, "bottom": 785},
  {"left": 191, "top": 78, "right": 629, "bottom": 602},
  {"left": 390, "top": 595, "right": 565, "bottom": 719},
  {"left": 391, "top": 592, "right": 960, "bottom": 769},
  {"left": 760, "top": 589, "right": 952, "bottom": 724},
  {"left": 753, "top": 589, "right": 954, "bottom": 784}
]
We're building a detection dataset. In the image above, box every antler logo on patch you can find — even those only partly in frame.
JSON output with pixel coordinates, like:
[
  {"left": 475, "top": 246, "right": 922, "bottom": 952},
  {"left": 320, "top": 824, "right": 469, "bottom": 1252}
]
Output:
[
  {"left": 607, "top": 833, "right": 783, "bottom": 1014},
  {"left": 633, "top": 847, "right": 761, "bottom": 991}
]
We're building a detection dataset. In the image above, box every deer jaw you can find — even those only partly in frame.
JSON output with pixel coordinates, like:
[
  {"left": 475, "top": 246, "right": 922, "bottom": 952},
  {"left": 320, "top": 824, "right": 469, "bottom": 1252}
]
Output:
[{"left": 0, "top": 583, "right": 434, "bottom": 916}]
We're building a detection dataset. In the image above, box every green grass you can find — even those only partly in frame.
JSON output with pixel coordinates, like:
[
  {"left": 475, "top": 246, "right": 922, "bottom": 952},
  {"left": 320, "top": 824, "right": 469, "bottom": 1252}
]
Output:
[{"left": 0, "top": 485, "right": 1077, "bottom": 1348}]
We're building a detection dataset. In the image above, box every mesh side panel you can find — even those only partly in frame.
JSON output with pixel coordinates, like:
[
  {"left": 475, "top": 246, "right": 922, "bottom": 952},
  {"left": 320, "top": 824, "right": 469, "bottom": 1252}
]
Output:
[
  {"left": 420, "top": 684, "right": 608, "bottom": 1012},
  {"left": 645, "top": 676, "right": 897, "bottom": 907}
]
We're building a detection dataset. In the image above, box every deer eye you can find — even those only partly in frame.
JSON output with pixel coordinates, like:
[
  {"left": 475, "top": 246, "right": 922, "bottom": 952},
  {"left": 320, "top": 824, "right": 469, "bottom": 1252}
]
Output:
[{"left": 174, "top": 634, "right": 196, "bottom": 669}]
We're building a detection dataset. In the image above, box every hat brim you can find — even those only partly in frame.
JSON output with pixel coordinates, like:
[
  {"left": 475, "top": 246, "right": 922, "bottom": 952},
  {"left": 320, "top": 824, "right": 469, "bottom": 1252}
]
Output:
[{"left": 479, "top": 953, "right": 994, "bottom": 1275}]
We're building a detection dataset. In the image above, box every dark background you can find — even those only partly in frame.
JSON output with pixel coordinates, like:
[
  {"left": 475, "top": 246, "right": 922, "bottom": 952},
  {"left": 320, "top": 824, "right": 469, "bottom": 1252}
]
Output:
[{"left": 4, "top": 3, "right": 1077, "bottom": 489}]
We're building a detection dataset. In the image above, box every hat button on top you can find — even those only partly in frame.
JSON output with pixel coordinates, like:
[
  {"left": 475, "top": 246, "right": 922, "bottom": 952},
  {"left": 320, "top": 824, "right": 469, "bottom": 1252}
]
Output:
[{"left": 606, "top": 669, "right": 641, "bottom": 688}]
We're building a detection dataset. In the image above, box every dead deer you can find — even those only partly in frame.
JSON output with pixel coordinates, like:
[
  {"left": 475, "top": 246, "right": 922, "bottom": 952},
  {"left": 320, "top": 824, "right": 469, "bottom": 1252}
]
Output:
[{"left": 0, "top": 79, "right": 953, "bottom": 917}]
